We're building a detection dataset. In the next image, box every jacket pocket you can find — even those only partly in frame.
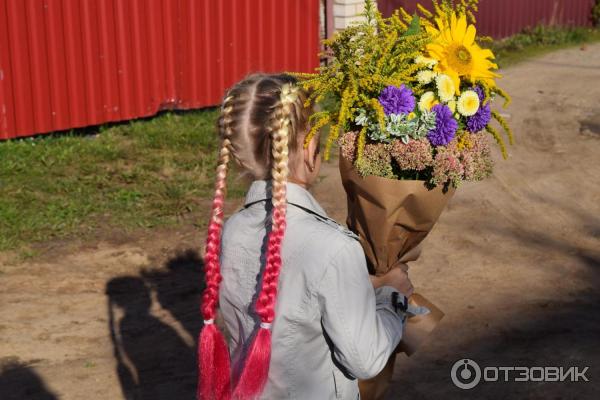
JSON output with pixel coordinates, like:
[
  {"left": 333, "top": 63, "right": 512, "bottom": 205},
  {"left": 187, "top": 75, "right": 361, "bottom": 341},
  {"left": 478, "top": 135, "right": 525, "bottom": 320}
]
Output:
[{"left": 332, "top": 369, "right": 344, "bottom": 399}]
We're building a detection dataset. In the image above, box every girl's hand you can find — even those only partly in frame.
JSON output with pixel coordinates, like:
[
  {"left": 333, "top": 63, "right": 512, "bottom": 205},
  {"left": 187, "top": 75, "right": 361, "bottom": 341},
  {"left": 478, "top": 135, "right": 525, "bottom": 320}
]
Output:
[{"left": 370, "top": 266, "right": 414, "bottom": 297}]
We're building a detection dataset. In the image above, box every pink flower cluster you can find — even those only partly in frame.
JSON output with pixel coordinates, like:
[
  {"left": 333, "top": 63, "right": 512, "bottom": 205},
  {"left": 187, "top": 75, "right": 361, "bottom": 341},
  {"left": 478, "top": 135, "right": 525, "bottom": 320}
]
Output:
[
  {"left": 338, "top": 131, "right": 493, "bottom": 188},
  {"left": 431, "top": 133, "right": 493, "bottom": 187},
  {"left": 358, "top": 143, "right": 395, "bottom": 178},
  {"left": 391, "top": 139, "right": 433, "bottom": 171},
  {"left": 338, "top": 131, "right": 358, "bottom": 164},
  {"left": 430, "top": 145, "right": 464, "bottom": 187},
  {"left": 461, "top": 132, "right": 494, "bottom": 181}
]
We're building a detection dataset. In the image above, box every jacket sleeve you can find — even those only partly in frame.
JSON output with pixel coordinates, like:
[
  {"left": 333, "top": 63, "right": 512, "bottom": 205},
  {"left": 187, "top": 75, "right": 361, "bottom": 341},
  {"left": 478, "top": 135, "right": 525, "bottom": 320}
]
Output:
[{"left": 317, "top": 239, "right": 405, "bottom": 380}]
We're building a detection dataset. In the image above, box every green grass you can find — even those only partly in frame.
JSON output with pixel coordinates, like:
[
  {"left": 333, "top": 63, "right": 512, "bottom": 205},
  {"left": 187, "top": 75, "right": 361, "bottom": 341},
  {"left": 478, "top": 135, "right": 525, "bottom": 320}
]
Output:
[
  {"left": 489, "top": 26, "right": 600, "bottom": 67},
  {"left": 0, "top": 110, "right": 244, "bottom": 252}
]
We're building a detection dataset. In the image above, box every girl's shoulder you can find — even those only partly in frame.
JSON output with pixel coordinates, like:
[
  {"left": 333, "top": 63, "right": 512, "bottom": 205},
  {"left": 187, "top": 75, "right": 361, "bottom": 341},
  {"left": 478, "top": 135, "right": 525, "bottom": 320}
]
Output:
[
  {"left": 286, "top": 202, "right": 359, "bottom": 242},
  {"left": 222, "top": 200, "right": 362, "bottom": 259},
  {"left": 284, "top": 205, "right": 364, "bottom": 267}
]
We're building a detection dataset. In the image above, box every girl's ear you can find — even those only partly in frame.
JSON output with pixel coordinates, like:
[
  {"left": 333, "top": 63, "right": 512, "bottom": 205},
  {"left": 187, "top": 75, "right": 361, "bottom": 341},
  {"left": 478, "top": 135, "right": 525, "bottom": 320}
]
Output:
[{"left": 303, "top": 133, "right": 320, "bottom": 171}]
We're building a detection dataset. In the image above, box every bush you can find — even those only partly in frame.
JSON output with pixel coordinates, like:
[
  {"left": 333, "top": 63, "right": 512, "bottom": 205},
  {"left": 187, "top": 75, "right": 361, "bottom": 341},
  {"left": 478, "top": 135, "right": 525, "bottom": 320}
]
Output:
[
  {"left": 593, "top": 0, "right": 600, "bottom": 27},
  {"left": 498, "top": 25, "right": 588, "bottom": 51},
  {"left": 488, "top": 25, "right": 600, "bottom": 66}
]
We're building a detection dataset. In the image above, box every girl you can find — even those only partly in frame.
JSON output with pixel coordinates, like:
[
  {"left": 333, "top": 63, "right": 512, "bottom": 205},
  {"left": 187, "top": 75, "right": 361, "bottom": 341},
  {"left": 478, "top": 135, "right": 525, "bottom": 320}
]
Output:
[{"left": 198, "top": 73, "right": 412, "bottom": 400}]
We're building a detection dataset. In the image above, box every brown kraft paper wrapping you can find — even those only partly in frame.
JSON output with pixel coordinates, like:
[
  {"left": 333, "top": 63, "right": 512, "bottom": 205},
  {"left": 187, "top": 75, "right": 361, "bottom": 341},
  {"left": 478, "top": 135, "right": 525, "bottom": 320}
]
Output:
[
  {"left": 339, "top": 153, "right": 454, "bottom": 399},
  {"left": 339, "top": 154, "right": 455, "bottom": 276},
  {"left": 339, "top": 154, "right": 453, "bottom": 349}
]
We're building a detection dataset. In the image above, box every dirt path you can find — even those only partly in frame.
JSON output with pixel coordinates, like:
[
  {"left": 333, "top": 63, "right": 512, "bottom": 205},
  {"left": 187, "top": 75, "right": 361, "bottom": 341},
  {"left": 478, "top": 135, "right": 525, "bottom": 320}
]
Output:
[{"left": 1, "top": 45, "right": 600, "bottom": 400}]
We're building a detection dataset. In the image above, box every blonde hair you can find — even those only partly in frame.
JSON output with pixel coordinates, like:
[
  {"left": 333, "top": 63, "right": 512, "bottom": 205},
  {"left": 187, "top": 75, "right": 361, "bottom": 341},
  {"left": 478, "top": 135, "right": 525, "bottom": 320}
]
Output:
[{"left": 198, "top": 74, "right": 311, "bottom": 400}]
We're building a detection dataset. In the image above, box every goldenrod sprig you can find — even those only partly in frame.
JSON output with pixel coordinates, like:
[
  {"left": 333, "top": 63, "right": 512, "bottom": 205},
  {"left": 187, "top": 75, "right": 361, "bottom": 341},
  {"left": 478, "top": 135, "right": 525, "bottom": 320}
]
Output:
[
  {"left": 491, "top": 111, "right": 514, "bottom": 145},
  {"left": 486, "top": 125, "right": 508, "bottom": 159}
]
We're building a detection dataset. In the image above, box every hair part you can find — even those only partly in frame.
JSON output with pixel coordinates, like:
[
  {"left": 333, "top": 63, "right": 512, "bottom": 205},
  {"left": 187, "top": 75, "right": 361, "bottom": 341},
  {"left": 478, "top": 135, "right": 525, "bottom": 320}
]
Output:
[{"left": 219, "top": 74, "right": 310, "bottom": 180}]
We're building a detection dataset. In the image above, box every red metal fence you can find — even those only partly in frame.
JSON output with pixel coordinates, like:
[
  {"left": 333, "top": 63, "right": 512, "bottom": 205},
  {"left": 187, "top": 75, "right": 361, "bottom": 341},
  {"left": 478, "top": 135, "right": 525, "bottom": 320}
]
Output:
[
  {"left": 378, "top": 0, "right": 595, "bottom": 38},
  {"left": 0, "top": 0, "right": 320, "bottom": 140}
]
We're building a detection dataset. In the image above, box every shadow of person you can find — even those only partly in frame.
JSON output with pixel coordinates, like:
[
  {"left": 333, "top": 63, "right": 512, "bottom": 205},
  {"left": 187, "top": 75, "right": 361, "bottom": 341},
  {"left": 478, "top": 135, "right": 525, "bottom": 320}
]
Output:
[
  {"left": 106, "top": 276, "right": 197, "bottom": 400},
  {"left": 0, "top": 361, "right": 58, "bottom": 400},
  {"left": 140, "top": 249, "right": 204, "bottom": 345}
]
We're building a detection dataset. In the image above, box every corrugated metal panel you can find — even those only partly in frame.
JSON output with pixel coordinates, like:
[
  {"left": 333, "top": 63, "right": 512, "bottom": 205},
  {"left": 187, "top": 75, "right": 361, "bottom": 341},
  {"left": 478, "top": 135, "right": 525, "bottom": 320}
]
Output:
[
  {"left": 0, "top": 0, "right": 321, "bottom": 140},
  {"left": 378, "top": 0, "right": 595, "bottom": 38}
]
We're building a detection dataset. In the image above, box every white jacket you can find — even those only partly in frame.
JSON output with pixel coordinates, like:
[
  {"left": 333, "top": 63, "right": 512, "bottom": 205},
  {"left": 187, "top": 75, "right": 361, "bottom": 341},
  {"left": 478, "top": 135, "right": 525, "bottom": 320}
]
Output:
[{"left": 219, "top": 180, "right": 405, "bottom": 399}]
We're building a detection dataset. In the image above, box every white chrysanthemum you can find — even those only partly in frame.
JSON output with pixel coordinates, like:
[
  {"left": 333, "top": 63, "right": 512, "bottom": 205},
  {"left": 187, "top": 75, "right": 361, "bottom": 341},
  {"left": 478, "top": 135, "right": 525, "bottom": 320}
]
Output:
[
  {"left": 418, "top": 91, "right": 438, "bottom": 112},
  {"left": 436, "top": 74, "right": 455, "bottom": 103},
  {"left": 457, "top": 90, "right": 480, "bottom": 116},
  {"left": 417, "top": 70, "right": 436, "bottom": 84},
  {"left": 414, "top": 55, "right": 438, "bottom": 68}
]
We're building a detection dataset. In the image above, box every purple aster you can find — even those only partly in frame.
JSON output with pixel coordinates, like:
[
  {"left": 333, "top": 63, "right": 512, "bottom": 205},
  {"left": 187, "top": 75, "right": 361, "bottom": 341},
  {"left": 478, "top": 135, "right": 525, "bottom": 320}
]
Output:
[
  {"left": 427, "top": 104, "right": 458, "bottom": 146},
  {"left": 471, "top": 85, "right": 485, "bottom": 102},
  {"left": 466, "top": 102, "right": 491, "bottom": 133},
  {"left": 378, "top": 85, "right": 415, "bottom": 115}
]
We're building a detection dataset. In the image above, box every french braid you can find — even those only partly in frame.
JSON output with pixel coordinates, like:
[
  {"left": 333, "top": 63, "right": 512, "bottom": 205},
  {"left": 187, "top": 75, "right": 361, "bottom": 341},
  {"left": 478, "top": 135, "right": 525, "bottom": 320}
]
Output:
[
  {"left": 257, "top": 85, "right": 295, "bottom": 324},
  {"left": 198, "top": 75, "right": 309, "bottom": 400},
  {"left": 202, "top": 96, "right": 233, "bottom": 321},
  {"left": 198, "top": 96, "right": 235, "bottom": 400},
  {"left": 232, "top": 84, "right": 298, "bottom": 399}
]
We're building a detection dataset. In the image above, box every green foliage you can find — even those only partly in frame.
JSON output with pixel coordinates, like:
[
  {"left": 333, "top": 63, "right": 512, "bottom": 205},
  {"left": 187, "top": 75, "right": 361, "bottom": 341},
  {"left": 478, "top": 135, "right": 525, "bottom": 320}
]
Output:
[
  {"left": 593, "top": 0, "right": 600, "bottom": 27},
  {"left": 490, "top": 25, "right": 600, "bottom": 67},
  {"left": 0, "top": 110, "right": 244, "bottom": 253},
  {"left": 499, "top": 25, "right": 589, "bottom": 48},
  {"left": 295, "top": 0, "right": 430, "bottom": 159}
]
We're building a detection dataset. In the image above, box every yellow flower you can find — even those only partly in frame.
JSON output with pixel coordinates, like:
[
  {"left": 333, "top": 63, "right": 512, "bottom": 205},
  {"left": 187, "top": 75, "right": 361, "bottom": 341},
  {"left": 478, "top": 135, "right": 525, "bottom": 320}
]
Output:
[
  {"left": 457, "top": 90, "right": 480, "bottom": 116},
  {"left": 436, "top": 74, "right": 455, "bottom": 102},
  {"left": 447, "top": 99, "right": 457, "bottom": 113},
  {"left": 419, "top": 91, "right": 438, "bottom": 112},
  {"left": 456, "top": 131, "right": 473, "bottom": 150},
  {"left": 407, "top": 112, "right": 417, "bottom": 120},
  {"left": 414, "top": 55, "right": 438, "bottom": 69},
  {"left": 417, "top": 70, "right": 436, "bottom": 84},
  {"left": 426, "top": 12, "right": 500, "bottom": 93}
]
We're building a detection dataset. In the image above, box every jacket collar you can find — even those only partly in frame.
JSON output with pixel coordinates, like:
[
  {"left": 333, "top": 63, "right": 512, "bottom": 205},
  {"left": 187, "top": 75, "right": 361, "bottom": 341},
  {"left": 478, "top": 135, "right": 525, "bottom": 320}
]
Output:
[{"left": 243, "top": 180, "right": 328, "bottom": 219}]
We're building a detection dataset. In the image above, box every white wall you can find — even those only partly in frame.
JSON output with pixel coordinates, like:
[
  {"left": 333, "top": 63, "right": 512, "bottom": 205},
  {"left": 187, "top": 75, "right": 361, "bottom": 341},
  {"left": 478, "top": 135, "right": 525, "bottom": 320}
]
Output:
[{"left": 333, "top": 0, "right": 367, "bottom": 31}]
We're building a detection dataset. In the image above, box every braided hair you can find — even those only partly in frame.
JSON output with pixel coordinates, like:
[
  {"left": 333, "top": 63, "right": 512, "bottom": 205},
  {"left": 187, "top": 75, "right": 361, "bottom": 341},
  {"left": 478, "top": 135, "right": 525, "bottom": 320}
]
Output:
[{"left": 198, "top": 74, "right": 310, "bottom": 400}]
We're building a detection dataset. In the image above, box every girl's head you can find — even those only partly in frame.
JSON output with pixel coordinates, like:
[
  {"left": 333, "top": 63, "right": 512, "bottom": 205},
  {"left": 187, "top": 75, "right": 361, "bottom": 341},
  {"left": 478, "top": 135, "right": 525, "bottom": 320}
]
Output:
[
  {"left": 220, "top": 73, "right": 321, "bottom": 187},
  {"left": 198, "top": 74, "right": 317, "bottom": 400}
]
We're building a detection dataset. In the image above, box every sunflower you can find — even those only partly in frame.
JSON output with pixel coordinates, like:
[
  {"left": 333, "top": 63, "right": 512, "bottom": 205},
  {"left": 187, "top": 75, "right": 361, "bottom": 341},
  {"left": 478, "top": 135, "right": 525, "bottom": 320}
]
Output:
[{"left": 426, "top": 12, "right": 499, "bottom": 94}]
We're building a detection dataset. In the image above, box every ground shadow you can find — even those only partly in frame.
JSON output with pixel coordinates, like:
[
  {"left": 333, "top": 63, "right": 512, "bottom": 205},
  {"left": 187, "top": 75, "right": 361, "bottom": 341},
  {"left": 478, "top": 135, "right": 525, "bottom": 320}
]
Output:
[
  {"left": 0, "top": 361, "right": 58, "bottom": 400},
  {"left": 141, "top": 249, "right": 205, "bottom": 343},
  {"left": 386, "top": 283, "right": 600, "bottom": 400},
  {"left": 385, "top": 201, "right": 600, "bottom": 400},
  {"left": 106, "top": 249, "right": 204, "bottom": 400}
]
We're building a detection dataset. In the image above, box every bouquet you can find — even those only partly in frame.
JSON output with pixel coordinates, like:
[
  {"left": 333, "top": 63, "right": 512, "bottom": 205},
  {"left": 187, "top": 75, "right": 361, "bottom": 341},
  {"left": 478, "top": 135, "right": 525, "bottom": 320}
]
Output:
[
  {"left": 299, "top": 0, "right": 513, "bottom": 186},
  {"left": 296, "top": 0, "right": 513, "bottom": 361}
]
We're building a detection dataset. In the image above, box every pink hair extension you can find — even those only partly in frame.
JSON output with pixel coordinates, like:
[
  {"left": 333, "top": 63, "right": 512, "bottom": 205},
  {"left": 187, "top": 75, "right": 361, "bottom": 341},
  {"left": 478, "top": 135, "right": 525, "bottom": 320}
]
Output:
[
  {"left": 233, "top": 85, "right": 296, "bottom": 399},
  {"left": 197, "top": 79, "right": 302, "bottom": 400},
  {"left": 198, "top": 98, "right": 235, "bottom": 400}
]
